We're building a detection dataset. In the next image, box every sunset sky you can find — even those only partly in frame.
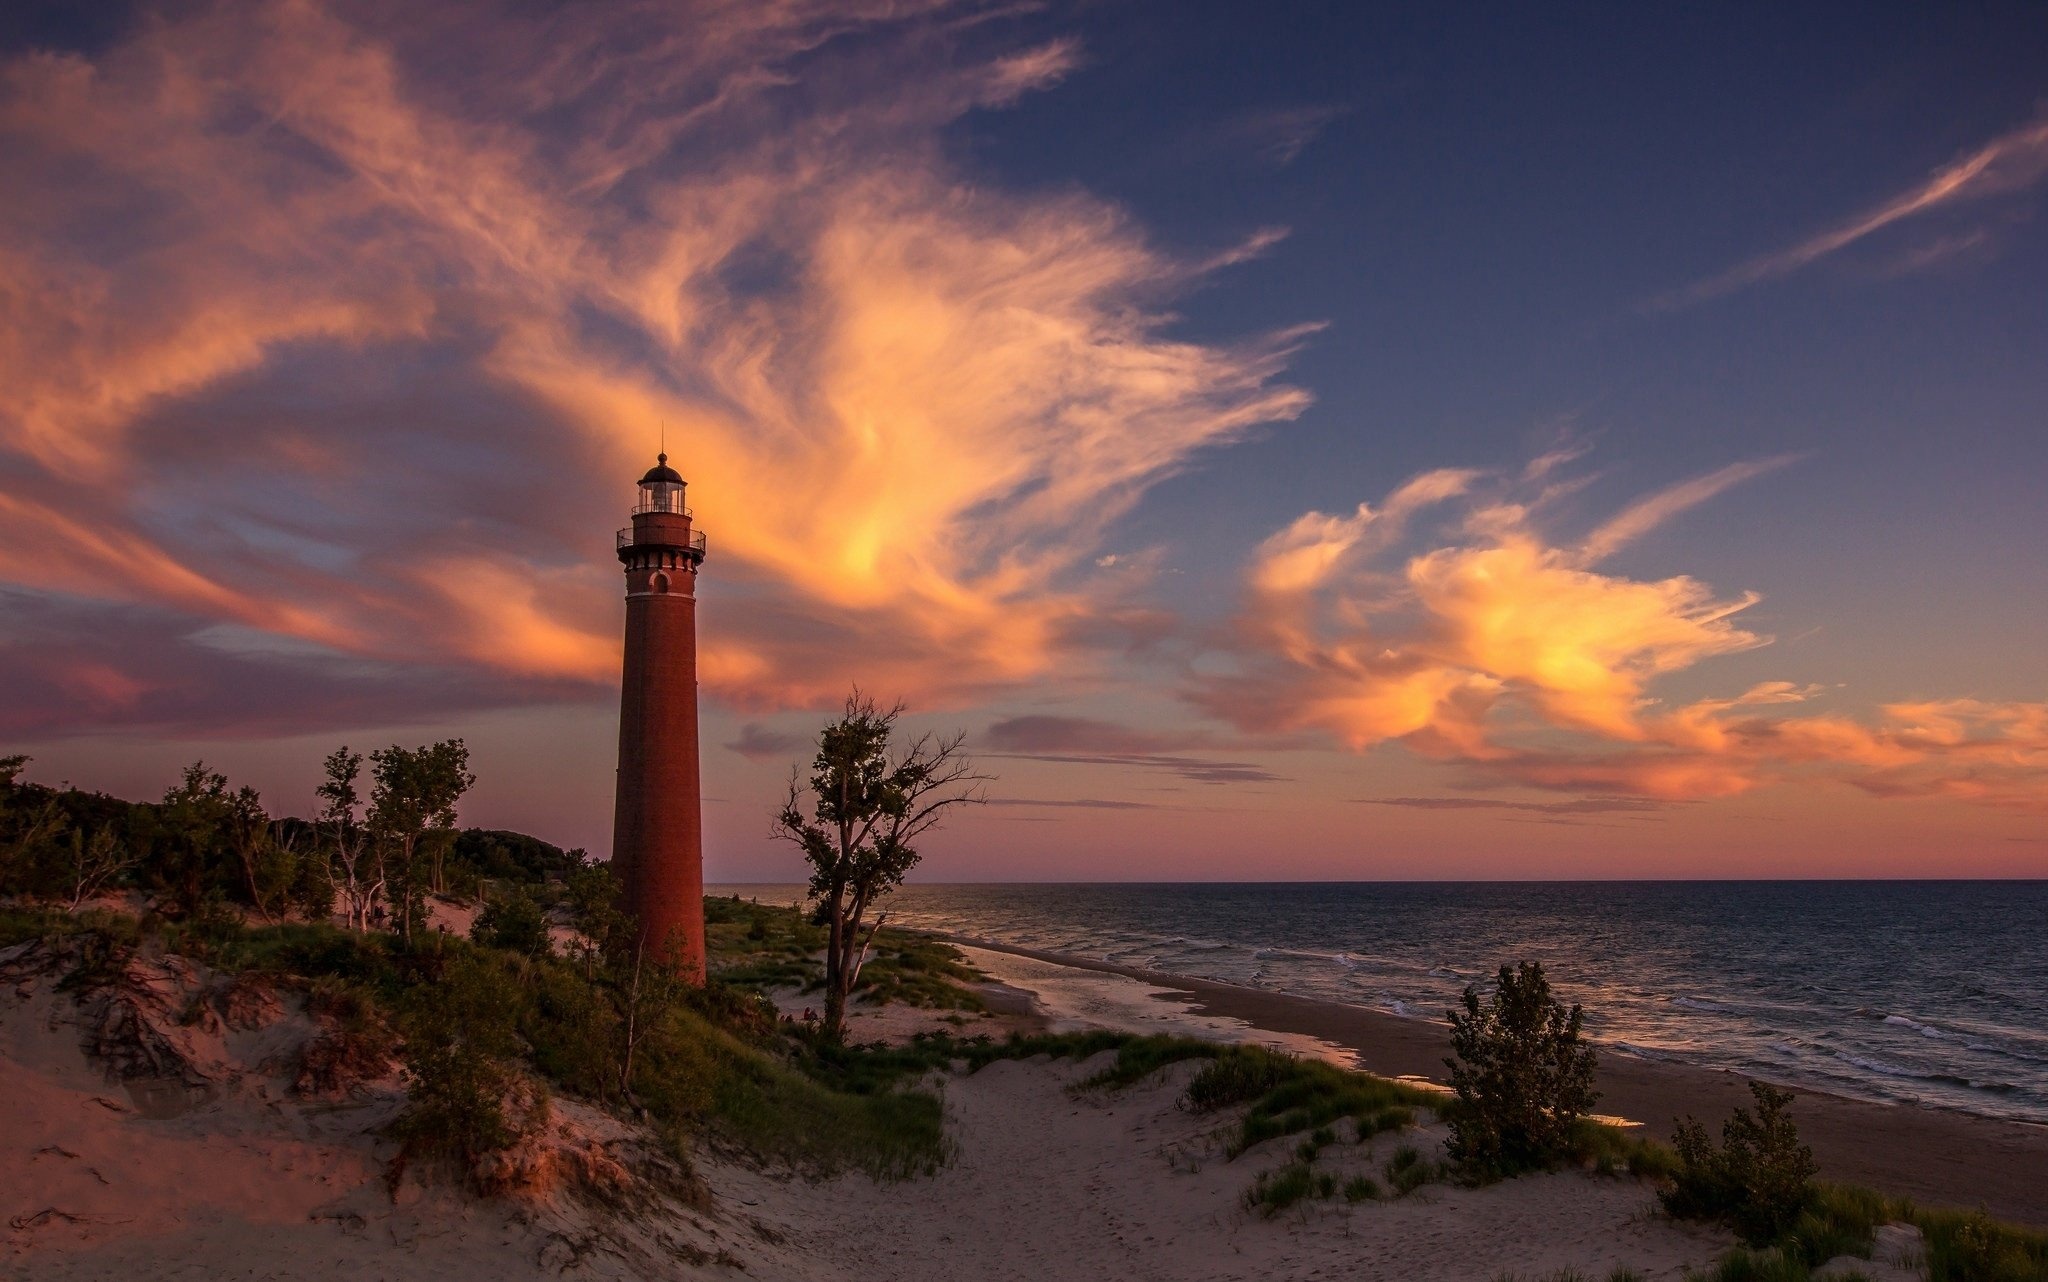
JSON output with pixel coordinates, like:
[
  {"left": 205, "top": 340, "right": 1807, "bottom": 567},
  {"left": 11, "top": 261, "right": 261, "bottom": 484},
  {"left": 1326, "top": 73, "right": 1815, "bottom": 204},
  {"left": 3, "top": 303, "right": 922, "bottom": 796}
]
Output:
[{"left": 3, "top": 1, "right": 2045, "bottom": 880}]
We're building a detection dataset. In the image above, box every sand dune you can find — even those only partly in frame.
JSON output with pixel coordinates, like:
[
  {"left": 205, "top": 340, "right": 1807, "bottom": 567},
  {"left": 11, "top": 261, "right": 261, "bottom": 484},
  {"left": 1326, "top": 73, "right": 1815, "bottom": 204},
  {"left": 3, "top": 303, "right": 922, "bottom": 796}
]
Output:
[{"left": 3, "top": 934, "right": 1966, "bottom": 1281}]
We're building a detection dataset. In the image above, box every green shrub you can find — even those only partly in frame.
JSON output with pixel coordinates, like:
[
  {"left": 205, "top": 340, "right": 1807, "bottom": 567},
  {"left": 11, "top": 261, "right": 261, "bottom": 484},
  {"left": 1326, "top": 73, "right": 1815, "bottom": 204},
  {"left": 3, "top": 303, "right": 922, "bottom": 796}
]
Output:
[
  {"left": 471, "top": 889, "right": 551, "bottom": 958},
  {"left": 1663, "top": 1083, "right": 1819, "bottom": 1245},
  {"left": 1445, "top": 961, "right": 1598, "bottom": 1180},
  {"left": 390, "top": 952, "right": 547, "bottom": 1188},
  {"left": 1342, "top": 1173, "right": 1382, "bottom": 1202}
]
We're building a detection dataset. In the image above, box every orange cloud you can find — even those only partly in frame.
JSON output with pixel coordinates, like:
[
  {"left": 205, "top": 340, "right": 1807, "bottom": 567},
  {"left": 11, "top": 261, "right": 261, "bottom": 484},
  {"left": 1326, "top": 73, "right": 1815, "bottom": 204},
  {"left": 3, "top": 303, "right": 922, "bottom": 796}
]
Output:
[
  {"left": 1200, "top": 460, "right": 2048, "bottom": 811},
  {"left": 0, "top": 0, "right": 1307, "bottom": 723}
]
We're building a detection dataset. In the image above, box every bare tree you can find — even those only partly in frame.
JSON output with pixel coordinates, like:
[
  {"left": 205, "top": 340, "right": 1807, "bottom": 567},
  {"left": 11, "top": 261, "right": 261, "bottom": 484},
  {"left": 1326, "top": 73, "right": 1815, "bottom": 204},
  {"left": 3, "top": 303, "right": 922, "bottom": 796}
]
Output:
[
  {"left": 66, "top": 828, "right": 138, "bottom": 911},
  {"left": 772, "top": 692, "right": 988, "bottom": 1041}
]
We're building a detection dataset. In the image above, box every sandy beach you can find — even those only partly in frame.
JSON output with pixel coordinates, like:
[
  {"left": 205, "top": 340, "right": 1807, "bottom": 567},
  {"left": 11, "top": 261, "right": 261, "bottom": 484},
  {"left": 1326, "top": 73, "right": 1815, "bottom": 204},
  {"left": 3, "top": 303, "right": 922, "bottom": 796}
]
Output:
[{"left": 945, "top": 934, "right": 2048, "bottom": 1230}]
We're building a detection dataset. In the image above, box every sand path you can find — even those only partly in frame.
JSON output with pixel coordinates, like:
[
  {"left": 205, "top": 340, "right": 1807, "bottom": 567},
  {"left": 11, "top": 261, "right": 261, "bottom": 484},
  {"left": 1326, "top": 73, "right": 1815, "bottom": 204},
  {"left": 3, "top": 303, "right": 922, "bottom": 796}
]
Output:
[{"left": 723, "top": 1053, "right": 1733, "bottom": 1282}]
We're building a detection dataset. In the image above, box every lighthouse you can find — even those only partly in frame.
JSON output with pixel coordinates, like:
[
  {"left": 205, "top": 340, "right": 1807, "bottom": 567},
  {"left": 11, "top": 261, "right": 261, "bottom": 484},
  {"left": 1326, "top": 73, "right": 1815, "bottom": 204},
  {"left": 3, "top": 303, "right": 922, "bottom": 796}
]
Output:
[{"left": 611, "top": 453, "right": 709, "bottom": 982}]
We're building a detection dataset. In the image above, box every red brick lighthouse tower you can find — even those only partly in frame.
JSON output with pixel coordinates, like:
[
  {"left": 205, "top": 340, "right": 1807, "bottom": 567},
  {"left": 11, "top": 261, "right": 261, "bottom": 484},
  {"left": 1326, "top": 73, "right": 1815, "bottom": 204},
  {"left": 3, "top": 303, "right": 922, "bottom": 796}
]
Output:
[{"left": 612, "top": 453, "right": 709, "bottom": 982}]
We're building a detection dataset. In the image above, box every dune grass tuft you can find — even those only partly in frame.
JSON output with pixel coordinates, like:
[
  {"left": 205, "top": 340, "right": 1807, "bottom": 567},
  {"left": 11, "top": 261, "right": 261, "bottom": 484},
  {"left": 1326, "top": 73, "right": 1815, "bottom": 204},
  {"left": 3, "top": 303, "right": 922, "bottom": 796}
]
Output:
[
  {"left": 1187, "top": 1048, "right": 1437, "bottom": 1158},
  {"left": 1384, "top": 1142, "right": 1449, "bottom": 1195},
  {"left": 1245, "top": 1161, "right": 1338, "bottom": 1217}
]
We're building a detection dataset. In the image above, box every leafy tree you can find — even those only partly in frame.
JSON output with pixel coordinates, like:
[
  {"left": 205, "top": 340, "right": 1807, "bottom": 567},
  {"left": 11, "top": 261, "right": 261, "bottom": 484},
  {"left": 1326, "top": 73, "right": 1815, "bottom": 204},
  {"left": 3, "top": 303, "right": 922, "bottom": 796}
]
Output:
[
  {"left": 1662, "top": 1081, "right": 1819, "bottom": 1243},
  {"left": 1443, "top": 961, "right": 1599, "bottom": 1178},
  {"left": 155, "top": 762, "right": 234, "bottom": 916},
  {"left": 1, "top": 755, "right": 70, "bottom": 896},
  {"left": 222, "top": 784, "right": 299, "bottom": 921},
  {"left": 771, "top": 692, "right": 986, "bottom": 1041},
  {"left": 366, "top": 739, "right": 475, "bottom": 940}
]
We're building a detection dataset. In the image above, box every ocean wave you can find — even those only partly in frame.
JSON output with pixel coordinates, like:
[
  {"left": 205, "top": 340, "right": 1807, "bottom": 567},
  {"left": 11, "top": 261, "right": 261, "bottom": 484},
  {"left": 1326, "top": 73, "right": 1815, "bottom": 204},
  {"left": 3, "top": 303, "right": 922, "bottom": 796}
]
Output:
[
  {"left": 1826, "top": 1050, "right": 1922, "bottom": 1079},
  {"left": 1251, "top": 946, "right": 1352, "bottom": 966},
  {"left": 1923, "top": 1073, "right": 2021, "bottom": 1094},
  {"left": 1883, "top": 1014, "right": 1952, "bottom": 1040}
]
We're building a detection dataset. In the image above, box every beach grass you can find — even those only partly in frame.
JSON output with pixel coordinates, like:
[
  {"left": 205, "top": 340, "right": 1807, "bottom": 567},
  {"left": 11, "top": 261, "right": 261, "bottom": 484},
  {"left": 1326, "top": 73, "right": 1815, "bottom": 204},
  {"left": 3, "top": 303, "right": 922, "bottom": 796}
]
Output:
[
  {"left": 704, "top": 895, "right": 988, "bottom": 1011},
  {"left": 1667, "top": 1180, "right": 2048, "bottom": 1281},
  {"left": 1245, "top": 1161, "right": 1337, "bottom": 1217},
  {"left": 1569, "top": 1117, "right": 1682, "bottom": 1182}
]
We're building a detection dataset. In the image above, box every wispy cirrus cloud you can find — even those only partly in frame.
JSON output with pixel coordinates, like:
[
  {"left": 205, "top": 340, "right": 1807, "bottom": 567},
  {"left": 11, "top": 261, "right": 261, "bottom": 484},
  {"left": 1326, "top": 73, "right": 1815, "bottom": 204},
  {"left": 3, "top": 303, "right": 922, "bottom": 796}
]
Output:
[
  {"left": 1196, "top": 456, "right": 2048, "bottom": 811},
  {"left": 985, "top": 796, "right": 1161, "bottom": 810},
  {"left": 0, "top": 0, "right": 1309, "bottom": 735},
  {"left": 981, "top": 715, "right": 1285, "bottom": 784},
  {"left": 1222, "top": 104, "right": 1350, "bottom": 167},
  {"left": 1655, "top": 115, "right": 2048, "bottom": 309},
  {"left": 1358, "top": 796, "right": 1669, "bottom": 816}
]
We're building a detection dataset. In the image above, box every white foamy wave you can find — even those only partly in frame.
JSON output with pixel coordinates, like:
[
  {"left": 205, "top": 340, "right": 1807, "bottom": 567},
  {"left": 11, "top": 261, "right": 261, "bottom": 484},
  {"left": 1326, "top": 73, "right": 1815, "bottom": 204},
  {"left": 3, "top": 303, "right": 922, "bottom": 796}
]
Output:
[
  {"left": 1883, "top": 1014, "right": 1951, "bottom": 1041},
  {"left": 1669, "top": 996, "right": 1727, "bottom": 1012},
  {"left": 1828, "top": 1050, "right": 1922, "bottom": 1079}
]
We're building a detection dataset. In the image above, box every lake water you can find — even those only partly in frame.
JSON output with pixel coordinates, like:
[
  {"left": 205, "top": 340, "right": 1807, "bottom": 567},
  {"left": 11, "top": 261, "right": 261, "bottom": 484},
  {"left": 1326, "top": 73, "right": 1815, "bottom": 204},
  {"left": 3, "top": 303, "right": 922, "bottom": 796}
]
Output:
[{"left": 710, "top": 880, "right": 2048, "bottom": 1123}]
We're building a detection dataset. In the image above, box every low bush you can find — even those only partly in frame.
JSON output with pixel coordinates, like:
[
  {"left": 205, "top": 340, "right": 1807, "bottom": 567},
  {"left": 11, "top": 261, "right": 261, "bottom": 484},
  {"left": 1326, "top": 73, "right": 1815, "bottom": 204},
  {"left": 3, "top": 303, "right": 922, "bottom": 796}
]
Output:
[
  {"left": 390, "top": 951, "right": 549, "bottom": 1189},
  {"left": 471, "top": 889, "right": 551, "bottom": 958},
  {"left": 1663, "top": 1083, "right": 1818, "bottom": 1244}
]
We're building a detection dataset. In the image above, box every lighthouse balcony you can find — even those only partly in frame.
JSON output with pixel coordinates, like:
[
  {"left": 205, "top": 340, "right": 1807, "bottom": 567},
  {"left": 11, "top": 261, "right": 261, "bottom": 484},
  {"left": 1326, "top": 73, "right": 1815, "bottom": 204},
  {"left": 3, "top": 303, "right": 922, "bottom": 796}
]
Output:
[{"left": 618, "top": 526, "right": 708, "bottom": 558}]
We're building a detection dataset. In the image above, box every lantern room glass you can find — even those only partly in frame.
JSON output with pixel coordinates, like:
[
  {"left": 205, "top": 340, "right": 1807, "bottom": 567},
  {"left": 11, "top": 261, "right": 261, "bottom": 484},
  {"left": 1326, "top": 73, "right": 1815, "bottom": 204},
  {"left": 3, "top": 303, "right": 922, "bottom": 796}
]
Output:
[{"left": 637, "top": 480, "right": 687, "bottom": 514}]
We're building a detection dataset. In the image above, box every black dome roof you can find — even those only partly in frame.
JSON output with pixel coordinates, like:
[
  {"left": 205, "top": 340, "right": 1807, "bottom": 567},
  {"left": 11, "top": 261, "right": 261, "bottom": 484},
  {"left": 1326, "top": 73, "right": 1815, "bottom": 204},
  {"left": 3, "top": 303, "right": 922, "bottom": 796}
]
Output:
[{"left": 638, "top": 452, "right": 685, "bottom": 486}]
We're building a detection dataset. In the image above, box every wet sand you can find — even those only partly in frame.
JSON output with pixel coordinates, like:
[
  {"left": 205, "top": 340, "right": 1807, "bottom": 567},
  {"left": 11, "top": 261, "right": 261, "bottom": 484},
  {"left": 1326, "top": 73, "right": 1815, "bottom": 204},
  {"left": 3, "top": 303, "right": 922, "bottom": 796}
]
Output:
[{"left": 943, "top": 934, "right": 2048, "bottom": 1229}]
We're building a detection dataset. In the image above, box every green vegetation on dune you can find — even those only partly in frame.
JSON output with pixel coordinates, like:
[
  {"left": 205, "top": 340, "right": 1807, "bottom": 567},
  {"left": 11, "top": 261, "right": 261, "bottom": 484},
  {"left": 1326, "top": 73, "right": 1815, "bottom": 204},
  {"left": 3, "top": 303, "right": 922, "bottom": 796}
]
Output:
[
  {"left": 9, "top": 756, "right": 2048, "bottom": 1277},
  {"left": 702, "top": 894, "right": 988, "bottom": 1013}
]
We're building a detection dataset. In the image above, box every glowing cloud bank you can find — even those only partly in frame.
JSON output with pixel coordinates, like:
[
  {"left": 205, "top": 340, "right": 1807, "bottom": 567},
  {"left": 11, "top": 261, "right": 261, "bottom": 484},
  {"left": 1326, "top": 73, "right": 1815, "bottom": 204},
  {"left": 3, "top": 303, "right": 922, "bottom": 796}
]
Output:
[
  {"left": 0, "top": 0, "right": 1306, "bottom": 730},
  {"left": 1198, "top": 461, "right": 2048, "bottom": 810}
]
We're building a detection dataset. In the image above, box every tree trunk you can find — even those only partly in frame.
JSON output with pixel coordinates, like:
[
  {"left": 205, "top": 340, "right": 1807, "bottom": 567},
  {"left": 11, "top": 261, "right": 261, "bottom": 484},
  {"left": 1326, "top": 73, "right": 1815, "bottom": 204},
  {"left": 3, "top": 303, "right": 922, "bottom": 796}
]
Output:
[
  {"left": 847, "top": 911, "right": 888, "bottom": 999},
  {"left": 618, "top": 943, "right": 644, "bottom": 1100},
  {"left": 821, "top": 883, "right": 849, "bottom": 1041}
]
